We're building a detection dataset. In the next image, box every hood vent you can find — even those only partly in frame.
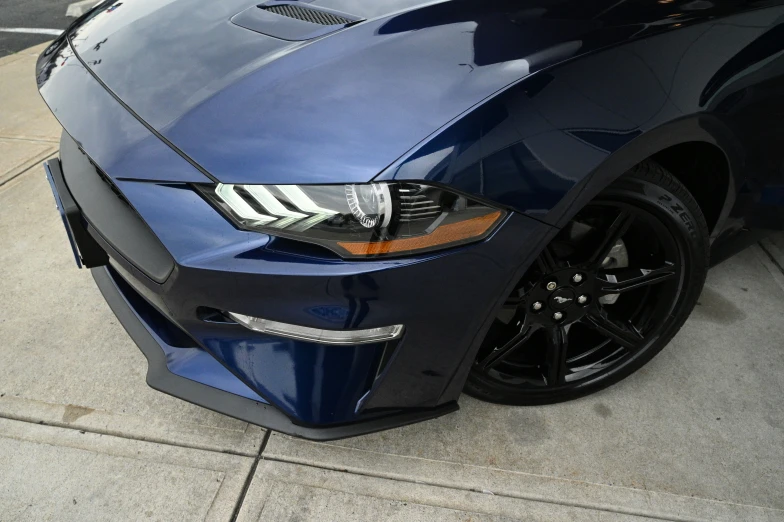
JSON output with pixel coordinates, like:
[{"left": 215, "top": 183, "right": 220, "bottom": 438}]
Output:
[
  {"left": 261, "top": 4, "right": 352, "bottom": 26},
  {"left": 232, "top": 2, "right": 362, "bottom": 41}
]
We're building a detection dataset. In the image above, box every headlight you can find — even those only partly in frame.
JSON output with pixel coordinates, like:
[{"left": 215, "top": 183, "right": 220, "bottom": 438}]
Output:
[{"left": 196, "top": 182, "right": 505, "bottom": 258}]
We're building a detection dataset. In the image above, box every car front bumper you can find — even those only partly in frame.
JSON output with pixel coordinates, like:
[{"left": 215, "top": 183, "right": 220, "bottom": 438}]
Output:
[{"left": 91, "top": 263, "right": 458, "bottom": 440}]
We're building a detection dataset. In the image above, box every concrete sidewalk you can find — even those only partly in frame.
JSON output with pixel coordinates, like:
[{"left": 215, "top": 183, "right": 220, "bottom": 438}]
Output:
[{"left": 1, "top": 43, "right": 783, "bottom": 521}]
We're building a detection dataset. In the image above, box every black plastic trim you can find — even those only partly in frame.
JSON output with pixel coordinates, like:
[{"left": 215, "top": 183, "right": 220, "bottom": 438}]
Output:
[
  {"left": 60, "top": 132, "right": 175, "bottom": 283},
  {"left": 45, "top": 158, "right": 108, "bottom": 268},
  {"left": 92, "top": 266, "right": 458, "bottom": 440}
]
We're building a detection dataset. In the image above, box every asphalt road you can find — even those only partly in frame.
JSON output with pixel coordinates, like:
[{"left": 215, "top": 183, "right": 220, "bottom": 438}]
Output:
[{"left": 0, "top": 0, "right": 74, "bottom": 57}]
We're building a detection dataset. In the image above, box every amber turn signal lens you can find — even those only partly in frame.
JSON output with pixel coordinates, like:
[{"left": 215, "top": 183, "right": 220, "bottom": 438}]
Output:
[{"left": 337, "top": 211, "right": 503, "bottom": 256}]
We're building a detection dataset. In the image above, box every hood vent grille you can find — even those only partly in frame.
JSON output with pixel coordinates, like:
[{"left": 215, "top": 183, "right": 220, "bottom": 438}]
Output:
[{"left": 261, "top": 4, "right": 352, "bottom": 26}]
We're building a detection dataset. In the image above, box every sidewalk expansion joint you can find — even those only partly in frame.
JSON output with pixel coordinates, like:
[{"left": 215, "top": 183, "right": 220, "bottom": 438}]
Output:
[
  {"left": 0, "top": 410, "right": 258, "bottom": 458},
  {"left": 758, "top": 241, "right": 784, "bottom": 276},
  {"left": 0, "top": 148, "right": 58, "bottom": 188},
  {"left": 0, "top": 135, "right": 60, "bottom": 144},
  {"left": 259, "top": 453, "right": 779, "bottom": 522},
  {"left": 230, "top": 430, "right": 270, "bottom": 522}
]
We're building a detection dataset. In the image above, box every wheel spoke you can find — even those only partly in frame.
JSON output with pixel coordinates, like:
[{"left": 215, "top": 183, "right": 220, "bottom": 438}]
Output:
[
  {"left": 598, "top": 262, "right": 677, "bottom": 294},
  {"left": 582, "top": 309, "right": 644, "bottom": 349},
  {"left": 536, "top": 245, "right": 559, "bottom": 274},
  {"left": 588, "top": 209, "right": 634, "bottom": 267},
  {"left": 478, "top": 322, "right": 538, "bottom": 370},
  {"left": 544, "top": 326, "right": 569, "bottom": 385}
]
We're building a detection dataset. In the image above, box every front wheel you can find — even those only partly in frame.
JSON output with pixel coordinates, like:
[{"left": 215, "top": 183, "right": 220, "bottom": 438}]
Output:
[{"left": 465, "top": 161, "right": 710, "bottom": 405}]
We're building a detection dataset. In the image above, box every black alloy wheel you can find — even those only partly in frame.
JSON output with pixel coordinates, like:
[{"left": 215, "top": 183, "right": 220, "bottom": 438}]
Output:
[{"left": 465, "top": 161, "right": 710, "bottom": 405}]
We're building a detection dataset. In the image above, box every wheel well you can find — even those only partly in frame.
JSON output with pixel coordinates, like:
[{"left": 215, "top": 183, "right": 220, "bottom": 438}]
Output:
[{"left": 650, "top": 142, "right": 730, "bottom": 235}]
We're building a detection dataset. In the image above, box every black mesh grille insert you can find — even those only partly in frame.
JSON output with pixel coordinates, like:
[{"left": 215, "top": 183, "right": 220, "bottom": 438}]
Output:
[{"left": 261, "top": 4, "right": 352, "bottom": 25}]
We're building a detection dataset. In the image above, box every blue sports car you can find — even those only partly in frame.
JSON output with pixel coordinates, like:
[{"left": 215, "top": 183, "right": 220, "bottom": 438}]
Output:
[{"left": 37, "top": 0, "right": 784, "bottom": 439}]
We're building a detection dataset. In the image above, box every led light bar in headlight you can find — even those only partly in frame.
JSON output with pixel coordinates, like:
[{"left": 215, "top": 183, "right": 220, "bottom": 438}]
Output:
[
  {"left": 197, "top": 182, "right": 505, "bottom": 258},
  {"left": 228, "top": 312, "right": 404, "bottom": 345}
]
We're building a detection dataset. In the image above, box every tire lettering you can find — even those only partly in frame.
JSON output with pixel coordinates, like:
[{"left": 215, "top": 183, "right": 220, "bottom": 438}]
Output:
[{"left": 658, "top": 194, "right": 694, "bottom": 232}]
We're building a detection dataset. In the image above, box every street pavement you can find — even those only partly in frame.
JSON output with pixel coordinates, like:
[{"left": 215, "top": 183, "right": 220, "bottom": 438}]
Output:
[
  {"left": 0, "top": 0, "right": 73, "bottom": 57},
  {"left": 1, "top": 43, "right": 783, "bottom": 521}
]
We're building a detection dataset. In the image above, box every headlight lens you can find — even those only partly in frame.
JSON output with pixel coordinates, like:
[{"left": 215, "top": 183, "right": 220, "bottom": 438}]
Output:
[{"left": 197, "top": 182, "right": 505, "bottom": 258}]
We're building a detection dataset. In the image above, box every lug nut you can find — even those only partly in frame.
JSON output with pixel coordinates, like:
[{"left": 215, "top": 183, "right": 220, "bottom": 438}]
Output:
[
  {"left": 572, "top": 273, "right": 584, "bottom": 283},
  {"left": 577, "top": 295, "right": 588, "bottom": 305},
  {"left": 532, "top": 301, "right": 543, "bottom": 311},
  {"left": 546, "top": 281, "right": 557, "bottom": 291},
  {"left": 553, "top": 312, "right": 564, "bottom": 321}
]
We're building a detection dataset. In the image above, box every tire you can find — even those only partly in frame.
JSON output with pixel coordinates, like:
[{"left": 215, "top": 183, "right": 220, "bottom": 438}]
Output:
[{"left": 465, "top": 160, "right": 710, "bottom": 405}]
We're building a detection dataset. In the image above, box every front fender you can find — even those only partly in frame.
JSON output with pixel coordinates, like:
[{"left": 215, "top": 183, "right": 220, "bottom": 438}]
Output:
[{"left": 377, "top": 6, "right": 783, "bottom": 233}]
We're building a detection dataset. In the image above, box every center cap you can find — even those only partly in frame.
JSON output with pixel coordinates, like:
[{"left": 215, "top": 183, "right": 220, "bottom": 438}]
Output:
[{"left": 549, "top": 288, "right": 576, "bottom": 310}]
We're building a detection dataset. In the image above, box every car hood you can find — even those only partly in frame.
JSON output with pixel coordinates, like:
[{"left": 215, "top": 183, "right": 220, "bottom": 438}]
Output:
[{"left": 51, "top": 0, "right": 721, "bottom": 184}]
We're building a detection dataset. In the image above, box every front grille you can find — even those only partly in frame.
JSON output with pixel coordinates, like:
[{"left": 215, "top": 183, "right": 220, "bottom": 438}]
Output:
[{"left": 261, "top": 4, "right": 352, "bottom": 26}]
